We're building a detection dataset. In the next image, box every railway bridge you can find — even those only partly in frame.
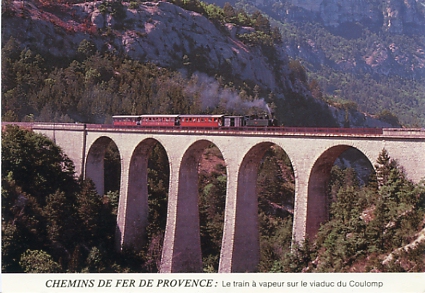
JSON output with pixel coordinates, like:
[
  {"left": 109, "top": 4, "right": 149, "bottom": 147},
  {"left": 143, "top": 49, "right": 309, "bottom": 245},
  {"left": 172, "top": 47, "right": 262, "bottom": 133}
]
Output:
[{"left": 7, "top": 123, "right": 425, "bottom": 273}]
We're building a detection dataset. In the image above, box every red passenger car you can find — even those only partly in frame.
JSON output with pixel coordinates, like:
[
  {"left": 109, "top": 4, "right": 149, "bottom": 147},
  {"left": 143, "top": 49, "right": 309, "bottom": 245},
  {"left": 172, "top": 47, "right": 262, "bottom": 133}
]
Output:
[
  {"left": 140, "top": 115, "right": 180, "bottom": 127},
  {"left": 179, "top": 115, "right": 224, "bottom": 127}
]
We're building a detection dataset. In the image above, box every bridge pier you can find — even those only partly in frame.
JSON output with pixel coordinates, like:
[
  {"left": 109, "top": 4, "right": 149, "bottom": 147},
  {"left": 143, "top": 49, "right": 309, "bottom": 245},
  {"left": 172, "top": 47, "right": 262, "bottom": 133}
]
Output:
[
  {"left": 218, "top": 164, "right": 242, "bottom": 273},
  {"left": 219, "top": 142, "right": 273, "bottom": 273},
  {"left": 292, "top": 171, "right": 309, "bottom": 243},
  {"left": 160, "top": 141, "right": 206, "bottom": 273},
  {"left": 116, "top": 140, "right": 156, "bottom": 252}
]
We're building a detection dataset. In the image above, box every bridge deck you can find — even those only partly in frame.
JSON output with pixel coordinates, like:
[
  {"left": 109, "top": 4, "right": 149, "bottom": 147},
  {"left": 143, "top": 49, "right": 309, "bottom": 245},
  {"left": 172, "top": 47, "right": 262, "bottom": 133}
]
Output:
[{"left": 2, "top": 122, "right": 425, "bottom": 138}]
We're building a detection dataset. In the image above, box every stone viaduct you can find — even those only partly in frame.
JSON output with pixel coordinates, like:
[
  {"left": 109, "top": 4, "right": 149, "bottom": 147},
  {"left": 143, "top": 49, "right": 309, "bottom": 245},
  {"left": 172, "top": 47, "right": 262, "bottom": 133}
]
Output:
[{"left": 7, "top": 123, "right": 425, "bottom": 273}]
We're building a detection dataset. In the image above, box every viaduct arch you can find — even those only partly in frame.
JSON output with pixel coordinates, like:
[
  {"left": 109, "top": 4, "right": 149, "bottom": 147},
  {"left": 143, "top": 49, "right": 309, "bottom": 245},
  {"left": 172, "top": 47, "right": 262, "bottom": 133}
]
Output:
[
  {"left": 85, "top": 136, "right": 114, "bottom": 198},
  {"left": 12, "top": 123, "right": 425, "bottom": 273},
  {"left": 161, "top": 140, "right": 213, "bottom": 273},
  {"left": 306, "top": 144, "right": 376, "bottom": 238},
  {"left": 220, "top": 142, "right": 287, "bottom": 273},
  {"left": 116, "top": 138, "right": 167, "bottom": 252}
]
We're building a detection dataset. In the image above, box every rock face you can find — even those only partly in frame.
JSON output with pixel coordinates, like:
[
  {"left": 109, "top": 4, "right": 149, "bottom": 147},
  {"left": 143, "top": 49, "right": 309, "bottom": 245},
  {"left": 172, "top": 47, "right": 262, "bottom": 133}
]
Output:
[
  {"left": 286, "top": 0, "right": 425, "bottom": 32},
  {"left": 382, "top": 0, "right": 424, "bottom": 33},
  {"left": 1, "top": 1, "right": 288, "bottom": 93},
  {"left": 319, "top": 0, "right": 380, "bottom": 27},
  {"left": 203, "top": 0, "right": 425, "bottom": 79},
  {"left": 1, "top": 0, "right": 396, "bottom": 127}
]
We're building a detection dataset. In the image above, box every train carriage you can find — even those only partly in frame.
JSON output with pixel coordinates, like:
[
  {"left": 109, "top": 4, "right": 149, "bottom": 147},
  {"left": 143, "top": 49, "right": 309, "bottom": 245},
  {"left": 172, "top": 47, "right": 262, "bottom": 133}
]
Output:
[
  {"left": 112, "top": 113, "right": 278, "bottom": 128},
  {"left": 179, "top": 115, "right": 224, "bottom": 127},
  {"left": 224, "top": 116, "right": 244, "bottom": 127},
  {"left": 140, "top": 114, "right": 180, "bottom": 127}
]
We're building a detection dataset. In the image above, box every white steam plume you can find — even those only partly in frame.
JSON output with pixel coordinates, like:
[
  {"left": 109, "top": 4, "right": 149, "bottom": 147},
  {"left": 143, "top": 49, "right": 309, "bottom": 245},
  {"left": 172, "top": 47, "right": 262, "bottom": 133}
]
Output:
[{"left": 186, "top": 72, "right": 269, "bottom": 115}]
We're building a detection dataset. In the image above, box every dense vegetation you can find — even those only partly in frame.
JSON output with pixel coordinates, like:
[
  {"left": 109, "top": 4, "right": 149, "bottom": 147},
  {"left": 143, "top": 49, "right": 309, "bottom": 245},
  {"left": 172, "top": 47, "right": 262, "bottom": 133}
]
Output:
[
  {"left": 317, "top": 152, "right": 425, "bottom": 272},
  {"left": 257, "top": 146, "right": 295, "bottom": 272},
  {"left": 1, "top": 125, "right": 168, "bottom": 272},
  {"left": 2, "top": 37, "right": 200, "bottom": 124},
  {"left": 2, "top": 125, "right": 115, "bottom": 272},
  {"left": 1, "top": 35, "right": 337, "bottom": 126}
]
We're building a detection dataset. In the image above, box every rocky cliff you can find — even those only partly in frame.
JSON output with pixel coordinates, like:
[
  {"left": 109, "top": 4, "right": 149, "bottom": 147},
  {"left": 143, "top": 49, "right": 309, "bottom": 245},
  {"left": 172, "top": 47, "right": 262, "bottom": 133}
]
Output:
[
  {"left": 237, "top": 0, "right": 425, "bottom": 77},
  {"left": 1, "top": 0, "right": 286, "bottom": 120},
  {"left": 284, "top": 0, "right": 425, "bottom": 33},
  {"left": 1, "top": 0, "right": 396, "bottom": 127},
  {"left": 2, "top": 0, "right": 288, "bottom": 92}
]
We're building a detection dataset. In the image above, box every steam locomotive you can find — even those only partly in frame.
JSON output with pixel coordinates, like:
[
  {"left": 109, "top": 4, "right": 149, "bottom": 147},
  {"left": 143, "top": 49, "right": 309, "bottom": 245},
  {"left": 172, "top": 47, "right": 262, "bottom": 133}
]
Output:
[{"left": 112, "top": 114, "right": 278, "bottom": 128}]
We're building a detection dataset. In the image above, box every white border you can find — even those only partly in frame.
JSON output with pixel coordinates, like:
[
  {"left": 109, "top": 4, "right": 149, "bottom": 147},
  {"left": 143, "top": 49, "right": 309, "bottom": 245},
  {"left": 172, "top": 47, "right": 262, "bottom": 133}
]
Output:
[{"left": 2, "top": 273, "right": 425, "bottom": 293}]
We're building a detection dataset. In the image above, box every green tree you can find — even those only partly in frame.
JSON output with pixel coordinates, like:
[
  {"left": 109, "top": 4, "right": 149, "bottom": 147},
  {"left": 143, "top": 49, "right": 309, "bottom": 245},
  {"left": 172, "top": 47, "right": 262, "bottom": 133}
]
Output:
[
  {"left": 375, "top": 148, "right": 398, "bottom": 187},
  {"left": 1, "top": 125, "right": 77, "bottom": 202},
  {"left": 43, "top": 190, "right": 77, "bottom": 245},
  {"left": 2, "top": 126, "right": 119, "bottom": 273},
  {"left": 368, "top": 151, "right": 424, "bottom": 252},
  {"left": 77, "top": 39, "right": 97, "bottom": 59},
  {"left": 252, "top": 11, "right": 271, "bottom": 35},
  {"left": 271, "top": 238, "right": 316, "bottom": 273},
  {"left": 257, "top": 146, "right": 295, "bottom": 272},
  {"left": 138, "top": 143, "right": 170, "bottom": 273},
  {"left": 223, "top": 2, "right": 236, "bottom": 22},
  {"left": 76, "top": 179, "right": 104, "bottom": 245},
  {"left": 19, "top": 249, "right": 62, "bottom": 273},
  {"left": 195, "top": 145, "right": 226, "bottom": 272},
  {"left": 199, "top": 168, "right": 226, "bottom": 272}
]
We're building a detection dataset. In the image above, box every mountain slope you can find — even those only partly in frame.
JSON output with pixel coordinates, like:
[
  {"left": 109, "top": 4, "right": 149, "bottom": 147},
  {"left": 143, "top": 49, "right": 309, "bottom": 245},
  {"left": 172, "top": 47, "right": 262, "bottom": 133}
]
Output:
[
  {"left": 206, "top": 0, "right": 425, "bottom": 126},
  {"left": 2, "top": 0, "right": 395, "bottom": 127},
  {"left": 2, "top": 1, "right": 289, "bottom": 94}
]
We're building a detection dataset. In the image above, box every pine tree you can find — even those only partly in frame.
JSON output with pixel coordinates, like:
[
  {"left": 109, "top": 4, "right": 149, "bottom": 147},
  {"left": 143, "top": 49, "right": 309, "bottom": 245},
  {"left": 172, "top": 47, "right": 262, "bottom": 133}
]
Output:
[
  {"left": 223, "top": 2, "right": 236, "bottom": 22},
  {"left": 375, "top": 148, "right": 397, "bottom": 187}
]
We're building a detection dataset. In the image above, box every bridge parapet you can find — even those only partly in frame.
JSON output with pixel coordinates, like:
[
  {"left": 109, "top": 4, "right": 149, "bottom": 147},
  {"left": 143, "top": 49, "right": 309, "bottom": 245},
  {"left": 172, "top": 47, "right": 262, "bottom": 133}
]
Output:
[
  {"left": 86, "top": 124, "right": 385, "bottom": 137},
  {"left": 383, "top": 128, "right": 425, "bottom": 138},
  {"left": 2, "top": 122, "right": 86, "bottom": 131},
  {"left": 32, "top": 123, "right": 86, "bottom": 131},
  {"left": 7, "top": 122, "right": 425, "bottom": 138}
]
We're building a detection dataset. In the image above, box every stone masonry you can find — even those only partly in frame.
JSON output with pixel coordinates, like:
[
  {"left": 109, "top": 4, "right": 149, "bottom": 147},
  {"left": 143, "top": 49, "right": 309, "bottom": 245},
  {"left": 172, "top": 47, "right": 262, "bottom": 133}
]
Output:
[{"left": 12, "top": 123, "right": 425, "bottom": 273}]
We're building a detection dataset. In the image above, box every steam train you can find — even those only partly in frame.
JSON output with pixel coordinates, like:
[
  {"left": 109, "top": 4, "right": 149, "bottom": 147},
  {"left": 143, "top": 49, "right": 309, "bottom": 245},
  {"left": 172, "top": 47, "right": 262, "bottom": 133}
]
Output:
[{"left": 112, "top": 114, "right": 278, "bottom": 128}]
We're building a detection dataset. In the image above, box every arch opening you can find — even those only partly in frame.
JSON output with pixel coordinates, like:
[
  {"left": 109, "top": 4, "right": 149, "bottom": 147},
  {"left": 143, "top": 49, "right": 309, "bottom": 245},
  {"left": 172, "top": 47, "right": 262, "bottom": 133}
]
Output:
[
  {"left": 257, "top": 145, "right": 295, "bottom": 272},
  {"left": 85, "top": 136, "right": 121, "bottom": 197},
  {"left": 104, "top": 142, "right": 121, "bottom": 194},
  {"left": 306, "top": 146, "right": 375, "bottom": 239},
  {"left": 144, "top": 142, "right": 170, "bottom": 272},
  {"left": 232, "top": 142, "right": 295, "bottom": 272},
  {"left": 118, "top": 139, "right": 170, "bottom": 273},
  {"left": 168, "top": 140, "right": 226, "bottom": 273},
  {"left": 198, "top": 144, "right": 227, "bottom": 273}
]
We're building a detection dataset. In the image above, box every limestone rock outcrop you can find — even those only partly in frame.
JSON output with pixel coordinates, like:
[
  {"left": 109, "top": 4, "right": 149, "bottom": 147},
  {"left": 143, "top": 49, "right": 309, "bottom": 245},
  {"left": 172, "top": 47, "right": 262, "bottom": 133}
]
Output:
[
  {"left": 1, "top": 0, "right": 400, "bottom": 127},
  {"left": 286, "top": 0, "right": 425, "bottom": 32}
]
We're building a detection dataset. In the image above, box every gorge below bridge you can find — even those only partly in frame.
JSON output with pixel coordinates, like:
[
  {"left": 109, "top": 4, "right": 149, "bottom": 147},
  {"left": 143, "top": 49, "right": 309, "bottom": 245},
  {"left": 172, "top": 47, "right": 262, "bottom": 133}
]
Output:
[{"left": 6, "top": 122, "right": 425, "bottom": 273}]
